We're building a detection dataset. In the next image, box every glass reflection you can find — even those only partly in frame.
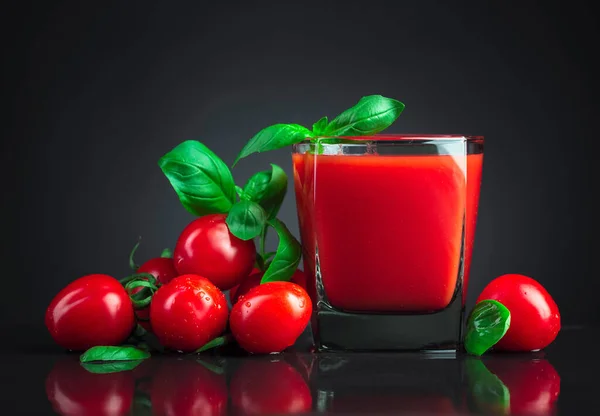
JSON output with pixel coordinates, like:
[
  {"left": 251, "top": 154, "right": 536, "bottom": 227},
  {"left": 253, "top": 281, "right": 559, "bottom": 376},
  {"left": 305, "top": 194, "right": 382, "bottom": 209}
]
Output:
[
  {"left": 310, "top": 353, "right": 463, "bottom": 414},
  {"left": 44, "top": 352, "right": 560, "bottom": 415}
]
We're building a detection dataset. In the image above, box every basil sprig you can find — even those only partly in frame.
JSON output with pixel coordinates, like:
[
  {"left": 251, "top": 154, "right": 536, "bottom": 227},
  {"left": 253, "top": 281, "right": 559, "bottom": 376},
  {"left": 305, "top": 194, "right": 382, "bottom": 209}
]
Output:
[
  {"left": 158, "top": 95, "right": 404, "bottom": 288},
  {"left": 464, "top": 300, "right": 511, "bottom": 356},
  {"left": 233, "top": 94, "right": 405, "bottom": 165}
]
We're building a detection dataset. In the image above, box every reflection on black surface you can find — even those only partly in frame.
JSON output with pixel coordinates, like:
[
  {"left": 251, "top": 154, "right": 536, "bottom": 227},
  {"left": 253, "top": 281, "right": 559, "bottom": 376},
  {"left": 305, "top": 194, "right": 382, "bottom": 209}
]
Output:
[
  {"left": 466, "top": 355, "right": 560, "bottom": 415},
  {"left": 149, "top": 358, "right": 227, "bottom": 416},
  {"left": 44, "top": 352, "right": 561, "bottom": 415},
  {"left": 46, "top": 356, "right": 135, "bottom": 416},
  {"left": 311, "top": 353, "right": 463, "bottom": 414},
  {"left": 230, "top": 357, "right": 312, "bottom": 414}
]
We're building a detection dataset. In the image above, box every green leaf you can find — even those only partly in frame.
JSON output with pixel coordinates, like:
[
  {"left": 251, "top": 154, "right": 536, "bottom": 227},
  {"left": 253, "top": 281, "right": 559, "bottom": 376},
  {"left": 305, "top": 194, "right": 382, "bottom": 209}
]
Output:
[
  {"left": 80, "top": 346, "right": 151, "bottom": 363},
  {"left": 159, "top": 140, "right": 236, "bottom": 216},
  {"left": 312, "top": 116, "right": 328, "bottom": 135},
  {"left": 465, "top": 300, "right": 511, "bottom": 356},
  {"left": 234, "top": 124, "right": 312, "bottom": 165},
  {"left": 323, "top": 95, "right": 405, "bottom": 137},
  {"left": 226, "top": 200, "right": 268, "bottom": 241},
  {"left": 160, "top": 248, "right": 172, "bottom": 258},
  {"left": 261, "top": 218, "right": 302, "bottom": 283},
  {"left": 242, "top": 164, "right": 288, "bottom": 219},
  {"left": 235, "top": 185, "right": 245, "bottom": 199},
  {"left": 465, "top": 359, "right": 510, "bottom": 412},
  {"left": 81, "top": 360, "right": 144, "bottom": 374},
  {"left": 196, "top": 334, "right": 233, "bottom": 353}
]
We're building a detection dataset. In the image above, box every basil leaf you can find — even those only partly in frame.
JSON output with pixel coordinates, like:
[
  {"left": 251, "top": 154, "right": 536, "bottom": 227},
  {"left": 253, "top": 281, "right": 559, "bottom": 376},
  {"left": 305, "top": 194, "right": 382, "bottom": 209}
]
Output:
[
  {"left": 323, "top": 95, "right": 405, "bottom": 137},
  {"left": 465, "top": 359, "right": 510, "bottom": 412},
  {"left": 261, "top": 218, "right": 301, "bottom": 283},
  {"left": 80, "top": 346, "right": 151, "bottom": 363},
  {"left": 159, "top": 140, "right": 236, "bottom": 216},
  {"left": 81, "top": 360, "right": 144, "bottom": 374},
  {"left": 465, "top": 300, "right": 511, "bottom": 356},
  {"left": 312, "top": 116, "right": 328, "bottom": 135},
  {"left": 226, "top": 200, "right": 267, "bottom": 241},
  {"left": 234, "top": 124, "right": 312, "bottom": 165},
  {"left": 196, "top": 334, "right": 233, "bottom": 353},
  {"left": 242, "top": 164, "right": 288, "bottom": 219}
]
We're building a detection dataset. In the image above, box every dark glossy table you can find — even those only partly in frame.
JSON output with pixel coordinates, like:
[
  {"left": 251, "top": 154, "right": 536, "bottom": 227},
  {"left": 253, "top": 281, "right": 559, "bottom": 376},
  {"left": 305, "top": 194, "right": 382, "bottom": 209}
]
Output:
[{"left": 2, "top": 326, "right": 597, "bottom": 415}]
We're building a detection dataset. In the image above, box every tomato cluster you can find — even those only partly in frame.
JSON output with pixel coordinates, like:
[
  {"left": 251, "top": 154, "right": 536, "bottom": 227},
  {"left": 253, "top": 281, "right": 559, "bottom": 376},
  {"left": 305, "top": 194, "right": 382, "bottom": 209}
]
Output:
[{"left": 45, "top": 213, "right": 311, "bottom": 355}]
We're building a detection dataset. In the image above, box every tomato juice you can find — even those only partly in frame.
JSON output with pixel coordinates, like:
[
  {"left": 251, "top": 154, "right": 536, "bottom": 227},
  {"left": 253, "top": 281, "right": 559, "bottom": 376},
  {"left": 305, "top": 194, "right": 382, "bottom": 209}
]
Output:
[{"left": 293, "top": 136, "right": 483, "bottom": 314}]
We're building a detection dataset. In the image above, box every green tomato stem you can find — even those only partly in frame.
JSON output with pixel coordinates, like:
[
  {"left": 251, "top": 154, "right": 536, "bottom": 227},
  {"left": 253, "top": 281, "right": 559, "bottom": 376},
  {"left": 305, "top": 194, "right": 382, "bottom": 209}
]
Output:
[{"left": 129, "top": 238, "right": 142, "bottom": 270}]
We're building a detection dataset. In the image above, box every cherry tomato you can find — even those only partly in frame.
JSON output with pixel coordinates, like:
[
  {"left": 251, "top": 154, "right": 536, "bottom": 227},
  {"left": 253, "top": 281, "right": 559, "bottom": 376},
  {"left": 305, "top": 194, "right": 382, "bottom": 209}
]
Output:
[
  {"left": 151, "top": 358, "right": 227, "bottom": 416},
  {"left": 231, "top": 358, "right": 312, "bottom": 415},
  {"left": 228, "top": 267, "right": 260, "bottom": 301},
  {"left": 133, "top": 257, "right": 178, "bottom": 331},
  {"left": 476, "top": 274, "right": 561, "bottom": 351},
  {"left": 138, "top": 257, "right": 178, "bottom": 286},
  {"left": 45, "top": 274, "right": 135, "bottom": 351},
  {"left": 485, "top": 357, "right": 560, "bottom": 414},
  {"left": 150, "top": 274, "right": 228, "bottom": 352},
  {"left": 173, "top": 214, "right": 256, "bottom": 290},
  {"left": 45, "top": 356, "right": 135, "bottom": 416},
  {"left": 230, "top": 282, "right": 311, "bottom": 354}
]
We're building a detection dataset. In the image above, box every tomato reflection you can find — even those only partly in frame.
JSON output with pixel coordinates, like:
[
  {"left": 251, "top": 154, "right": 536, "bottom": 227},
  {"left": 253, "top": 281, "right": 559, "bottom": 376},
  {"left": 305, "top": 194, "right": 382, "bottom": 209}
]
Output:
[
  {"left": 45, "top": 356, "right": 135, "bottom": 416},
  {"left": 231, "top": 358, "right": 312, "bottom": 415},
  {"left": 150, "top": 358, "right": 227, "bottom": 416},
  {"left": 466, "top": 356, "right": 560, "bottom": 415}
]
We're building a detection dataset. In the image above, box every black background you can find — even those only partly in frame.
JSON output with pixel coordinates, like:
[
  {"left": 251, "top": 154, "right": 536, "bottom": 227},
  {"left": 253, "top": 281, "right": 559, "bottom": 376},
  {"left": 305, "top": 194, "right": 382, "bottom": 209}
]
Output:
[{"left": 2, "top": 0, "right": 597, "bottom": 350}]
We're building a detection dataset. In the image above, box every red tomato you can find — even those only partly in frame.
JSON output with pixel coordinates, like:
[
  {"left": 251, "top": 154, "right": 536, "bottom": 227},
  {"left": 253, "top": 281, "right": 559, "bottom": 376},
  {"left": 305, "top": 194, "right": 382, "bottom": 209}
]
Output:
[
  {"left": 45, "top": 356, "right": 134, "bottom": 416},
  {"left": 230, "top": 282, "right": 311, "bottom": 354},
  {"left": 151, "top": 358, "right": 227, "bottom": 416},
  {"left": 173, "top": 214, "right": 256, "bottom": 290},
  {"left": 485, "top": 357, "right": 560, "bottom": 414},
  {"left": 476, "top": 274, "right": 561, "bottom": 351},
  {"left": 138, "top": 257, "right": 178, "bottom": 286},
  {"left": 133, "top": 257, "right": 179, "bottom": 331},
  {"left": 150, "top": 274, "right": 228, "bottom": 352},
  {"left": 45, "top": 274, "right": 135, "bottom": 351},
  {"left": 230, "top": 269, "right": 307, "bottom": 304},
  {"left": 231, "top": 358, "right": 312, "bottom": 415},
  {"left": 228, "top": 267, "right": 260, "bottom": 301}
]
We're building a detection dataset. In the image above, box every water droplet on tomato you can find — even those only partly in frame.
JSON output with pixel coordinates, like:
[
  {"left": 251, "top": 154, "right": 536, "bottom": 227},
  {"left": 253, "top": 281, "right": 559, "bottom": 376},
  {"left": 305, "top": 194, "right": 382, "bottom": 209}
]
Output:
[
  {"left": 299, "top": 299, "right": 306, "bottom": 308},
  {"left": 205, "top": 297, "right": 210, "bottom": 301},
  {"left": 245, "top": 302, "right": 251, "bottom": 307}
]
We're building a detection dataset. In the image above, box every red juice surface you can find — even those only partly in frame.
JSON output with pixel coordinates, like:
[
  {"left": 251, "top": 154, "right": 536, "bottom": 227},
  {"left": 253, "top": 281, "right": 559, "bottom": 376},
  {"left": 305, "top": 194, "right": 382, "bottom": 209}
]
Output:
[{"left": 293, "top": 148, "right": 483, "bottom": 313}]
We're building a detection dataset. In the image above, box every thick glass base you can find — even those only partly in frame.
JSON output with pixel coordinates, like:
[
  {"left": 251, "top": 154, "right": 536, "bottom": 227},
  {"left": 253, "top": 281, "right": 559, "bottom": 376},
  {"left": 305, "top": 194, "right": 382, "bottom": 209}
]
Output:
[{"left": 312, "top": 289, "right": 464, "bottom": 352}]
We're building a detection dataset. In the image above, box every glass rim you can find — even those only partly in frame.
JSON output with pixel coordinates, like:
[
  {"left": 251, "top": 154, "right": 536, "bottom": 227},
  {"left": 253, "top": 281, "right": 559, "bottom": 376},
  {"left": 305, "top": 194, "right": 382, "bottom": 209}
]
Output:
[{"left": 300, "top": 134, "right": 483, "bottom": 142}]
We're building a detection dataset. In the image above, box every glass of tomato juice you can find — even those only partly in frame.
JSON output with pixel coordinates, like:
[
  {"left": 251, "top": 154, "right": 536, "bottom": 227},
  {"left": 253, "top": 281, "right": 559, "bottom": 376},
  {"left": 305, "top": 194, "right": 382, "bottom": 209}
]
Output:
[{"left": 292, "top": 135, "right": 484, "bottom": 352}]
